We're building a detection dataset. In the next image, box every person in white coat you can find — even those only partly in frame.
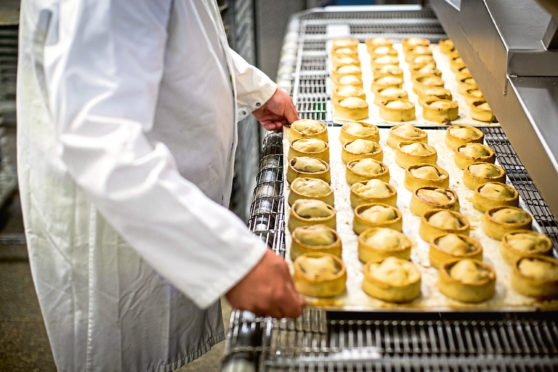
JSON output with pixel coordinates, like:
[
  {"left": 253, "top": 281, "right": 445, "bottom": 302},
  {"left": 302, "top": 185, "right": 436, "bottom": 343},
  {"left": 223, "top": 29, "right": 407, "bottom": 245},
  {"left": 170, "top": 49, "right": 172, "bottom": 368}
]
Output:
[{"left": 17, "top": 0, "right": 305, "bottom": 371}]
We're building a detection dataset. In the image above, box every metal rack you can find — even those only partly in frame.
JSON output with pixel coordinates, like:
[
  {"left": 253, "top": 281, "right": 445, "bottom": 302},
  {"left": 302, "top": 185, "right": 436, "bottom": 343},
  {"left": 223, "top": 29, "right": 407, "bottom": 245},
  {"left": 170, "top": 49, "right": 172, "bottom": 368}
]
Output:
[{"left": 223, "top": 6, "right": 558, "bottom": 371}]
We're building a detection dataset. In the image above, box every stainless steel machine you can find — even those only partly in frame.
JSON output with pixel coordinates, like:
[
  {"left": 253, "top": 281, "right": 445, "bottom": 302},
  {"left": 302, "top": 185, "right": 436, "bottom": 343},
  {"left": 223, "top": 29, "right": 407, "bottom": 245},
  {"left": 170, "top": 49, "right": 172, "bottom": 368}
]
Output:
[{"left": 222, "top": 3, "right": 558, "bottom": 371}]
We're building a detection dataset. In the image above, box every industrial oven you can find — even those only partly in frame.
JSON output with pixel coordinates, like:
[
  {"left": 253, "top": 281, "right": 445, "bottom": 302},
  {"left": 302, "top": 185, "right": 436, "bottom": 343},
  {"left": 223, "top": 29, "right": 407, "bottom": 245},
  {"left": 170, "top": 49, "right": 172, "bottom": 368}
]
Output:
[{"left": 222, "top": 3, "right": 558, "bottom": 371}]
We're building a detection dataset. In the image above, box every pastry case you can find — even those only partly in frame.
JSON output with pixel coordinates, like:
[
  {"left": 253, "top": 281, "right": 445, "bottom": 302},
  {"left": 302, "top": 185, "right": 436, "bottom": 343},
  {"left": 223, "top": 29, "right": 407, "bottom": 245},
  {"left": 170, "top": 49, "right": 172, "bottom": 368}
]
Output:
[{"left": 222, "top": 4, "right": 558, "bottom": 371}]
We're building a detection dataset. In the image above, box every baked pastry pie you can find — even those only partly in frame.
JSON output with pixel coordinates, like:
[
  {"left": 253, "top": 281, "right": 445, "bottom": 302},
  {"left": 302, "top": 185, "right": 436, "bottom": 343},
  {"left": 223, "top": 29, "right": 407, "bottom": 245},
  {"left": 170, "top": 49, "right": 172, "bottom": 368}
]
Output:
[
  {"left": 511, "top": 255, "right": 558, "bottom": 298},
  {"left": 470, "top": 99, "right": 495, "bottom": 122},
  {"left": 457, "top": 76, "right": 478, "bottom": 95},
  {"left": 346, "top": 158, "right": 390, "bottom": 185},
  {"left": 341, "top": 139, "right": 383, "bottom": 164},
  {"left": 409, "top": 63, "right": 442, "bottom": 78},
  {"left": 353, "top": 203, "right": 402, "bottom": 235},
  {"left": 464, "top": 88, "right": 484, "bottom": 105},
  {"left": 395, "top": 141, "right": 437, "bottom": 169},
  {"left": 288, "top": 199, "right": 336, "bottom": 232},
  {"left": 410, "top": 187, "right": 459, "bottom": 216},
  {"left": 454, "top": 143, "right": 495, "bottom": 169},
  {"left": 439, "top": 39, "right": 455, "bottom": 55},
  {"left": 421, "top": 99, "right": 459, "bottom": 123},
  {"left": 288, "top": 119, "right": 328, "bottom": 143},
  {"left": 501, "top": 230, "right": 553, "bottom": 265},
  {"left": 358, "top": 228, "right": 411, "bottom": 262},
  {"left": 288, "top": 138, "right": 329, "bottom": 163},
  {"left": 333, "top": 97, "right": 369, "bottom": 120},
  {"left": 331, "top": 55, "right": 361, "bottom": 69},
  {"left": 418, "top": 87, "right": 452, "bottom": 106},
  {"left": 369, "top": 46, "right": 398, "bottom": 59},
  {"left": 420, "top": 209, "right": 470, "bottom": 242},
  {"left": 362, "top": 257, "right": 421, "bottom": 302},
  {"left": 402, "top": 37, "right": 430, "bottom": 51},
  {"left": 291, "top": 225, "right": 342, "bottom": 260},
  {"left": 463, "top": 162, "right": 506, "bottom": 190},
  {"left": 374, "top": 87, "right": 408, "bottom": 104},
  {"left": 287, "top": 156, "right": 331, "bottom": 184},
  {"left": 370, "top": 55, "right": 400, "bottom": 67},
  {"left": 405, "top": 46, "right": 433, "bottom": 63},
  {"left": 450, "top": 56, "right": 466, "bottom": 72},
  {"left": 332, "top": 47, "right": 359, "bottom": 59},
  {"left": 404, "top": 164, "right": 450, "bottom": 191},
  {"left": 331, "top": 38, "right": 359, "bottom": 51},
  {"left": 365, "top": 37, "right": 394, "bottom": 51},
  {"left": 331, "top": 64, "right": 363, "bottom": 83},
  {"left": 482, "top": 206, "right": 532, "bottom": 240},
  {"left": 332, "top": 85, "right": 366, "bottom": 102},
  {"left": 372, "top": 65, "right": 404, "bottom": 79},
  {"left": 350, "top": 179, "right": 397, "bottom": 209},
  {"left": 454, "top": 65, "right": 471, "bottom": 79},
  {"left": 288, "top": 177, "right": 334, "bottom": 207},
  {"left": 473, "top": 182, "right": 519, "bottom": 212},
  {"left": 407, "top": 55, "right": 435, "bottom": 67},
  {"left": 335, "top": 74, "right": 364, "bottom": 88},
  {"left": 339, "top": 122, "right": 380, "bottom": 144},
  {"left": 387, "top": 124, "right": 428, "bottom": 149},
  {"left": 370, "top": 75, "right": 404, "bottom": 92},
  {"left": 438, "top": 259, "right": 496, "bottom": 302},
  {"left": 412, "top": 74, "right": 445, "bottom": 95},
  {"left": 429, "top": 234, "right": 483, "bottom": 269},
  {"left": 293, "top": 252, "right": 347, "bottom": 297},
  {"left": 377, "top": 99, "right": 416, "bottom": 122},
  {"left": 445, "top": 125, "right": 484, "bottom": 151}
]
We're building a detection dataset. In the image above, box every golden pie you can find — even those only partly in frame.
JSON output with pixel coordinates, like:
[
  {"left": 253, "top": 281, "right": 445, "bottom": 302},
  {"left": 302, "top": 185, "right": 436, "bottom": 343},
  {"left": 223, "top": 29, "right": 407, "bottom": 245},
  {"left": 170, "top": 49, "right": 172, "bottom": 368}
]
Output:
[
  {"left": 288, "top": 199, "right": 336, "bottom": 232},
  {"left": 334, "top": 74, "right": 364, "bottom": 88},
  {"left": 350, "top": 179, "right": 397, "bottom": 209},
  {"left": 291, "top": 225, "right": 342, "bottom": 261},
  {"left": 395, "top": 141, "right": 437, "bottom": 169},
  {"left": 482, "top": 206, "right": 532, "bottom": 240},
  {"left": 341, "top": 139, "right": 383, "bottom": 164},
  {"left": 454, "top": 65, "right": 470, "bottom": 79},
  {"left": 366, "top": 37, "right": 394, "bottom": 51},
  {"left": 358, "top": 228, "right": 411, "bottom": 262},
  {"left": 410, "top": 187, "right": 459, "bottom": 216},
  {"left": 288, "top": 119, "right": 328, "bottom": 143},
  {"left": 331, "top": 47, "right": 358, "bottom": 59},
  {"left": 464, "top": 88, "right": 484, "bottom": 105},
  {"left": 408, "top": 55, "right": 435, "bottom": 67},
  {"left": 287, "top": 156, "right": 331, "bottom": 184},
  {"left": 404, "top": 164, "right": 450, "bottom": 191},
  {"left": 420, "top": 209, "right": 470, "bottom": 242},
  {"left": 445, "top": 125, "right": 484, "bottom": 151},
  {"left": 417, "top": 87, "right": 452, "bottom": 106},
  {"left": 450, "top": 56, "right": 466, "bottom": 72},
  {"left": 377, "top": 99, "right": 416, "bottom": 122},
  {"left": 405, "top": 46, "right": 433, "bottom": 63},
  {"left": 333, "top": 97, "right": 369, "bottom": 121},
  {"left": 331, "top": 64, "right": 363, "bottom": 81},
  {"left": 463, "top": 162, "right": 506, "bottom": 190},
  {"left": 473, "top": 182, "right": 519, "bottom": 212},
  {"left": 439, "top": 39, "right": 455, "bottom": 55},
  {"left": 332, "top": 85, "right": 366, "bottom": 102},
  {"left": 372, "top": 65, "right": 404, "bottom": 79},
  {"left": 370, "top": 55, "right": 400, "bottom": 67},
  {"left": 457, "top": 76, "right": 478, "bottom": 95},
  {"left": 511, "top": 256, "right": 558, "bottom": 298},
  {"left": 402, "top": 37, "right": 430, "bottom": 51},
  {"left": 374, "top": 87, "right": 408, "bottom": 104},
  {"left": 429, "top": 234, "right": 483, "bottom": 269},
  {"left": 331, "top": 55, "right": 361, "bottom": 69},
  {"left": 409, "top": 63, "right": 442, "bottom": 78},
  {"left": 362, "top": 257, "right": 421, "bottom": 303},
  {"left": 454, "top": 143, "right": 495, "bottom": 169},
  {"left": 293, "top": 252, "right": 347, "bottom": 297},
  {"left": 370, "top": 75, "right": 404, "bottom": 92},
  {"left": 339, "top": 122, "right": 380, "bottom": 144},
  {"left": 288, "top": 177, "right": 334, "bottom": 207},
  {"left": 331, "top": 38, "right": 359, "bottom": 51},
  {"left": 369, "top": 46, "right": 398, "bottom": 59},
  {"left": 439, "top": 259, "right": 496, "bottom": 302},
  {"left": 501, "top": 230, "right": 552, "bottom": 265},
  {"left": 412, "top": 74, "right": 445, "bottom": 95},
  {"left": 288, "top": 138, "right": 329, "bottom": 163},
  {"left": 346, "top": 158, "right": 390, "bottom": 185},
  {"left": 470, "top": 99, "right": 495, "bottom": 122},
  {"left": 421, "top": 99, "right": 459, "bottom": 123},
  {"left": 353, "top": 203, "right": 402, "bottom": 235}
]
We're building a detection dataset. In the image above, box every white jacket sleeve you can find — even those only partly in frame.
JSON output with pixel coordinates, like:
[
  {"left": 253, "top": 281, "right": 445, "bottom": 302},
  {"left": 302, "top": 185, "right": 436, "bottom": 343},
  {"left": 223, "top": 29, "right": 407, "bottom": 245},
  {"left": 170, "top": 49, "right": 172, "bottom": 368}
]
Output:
[
  {"left": 228, "top": 48, "right": 277, "bottom": 121},
  {"left": 41, "top": 0, "right": 267, "bottom": 308}
]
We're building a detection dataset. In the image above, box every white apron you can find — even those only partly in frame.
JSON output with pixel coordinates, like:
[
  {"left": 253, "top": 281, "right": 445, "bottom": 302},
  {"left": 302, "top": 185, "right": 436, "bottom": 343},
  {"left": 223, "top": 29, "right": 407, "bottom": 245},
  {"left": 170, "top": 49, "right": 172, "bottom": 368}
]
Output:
[{"left": 16, "top": 0, "right": 276, "bottom": 371}]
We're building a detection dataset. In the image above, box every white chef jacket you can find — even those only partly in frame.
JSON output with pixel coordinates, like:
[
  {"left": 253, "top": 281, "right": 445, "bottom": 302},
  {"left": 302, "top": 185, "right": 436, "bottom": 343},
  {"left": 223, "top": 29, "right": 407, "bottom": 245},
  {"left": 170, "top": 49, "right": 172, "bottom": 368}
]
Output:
[{"left": 17, "top": 0, "right": 277, "bottom": 371}]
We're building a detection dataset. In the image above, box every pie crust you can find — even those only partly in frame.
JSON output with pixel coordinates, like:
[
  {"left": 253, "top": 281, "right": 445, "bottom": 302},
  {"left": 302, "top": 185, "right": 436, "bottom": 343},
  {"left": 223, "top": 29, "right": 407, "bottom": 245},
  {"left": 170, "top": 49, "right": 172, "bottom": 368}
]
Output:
[
  {"left": 377, "top": 99, "right": 416, "bottom": 122},
  {"left": 439, "top": 39, "right": 455, "bottom": 55},
  {"left": 402, "top": 37, "right": 430, "bottom": 51},
  {"left": 331, "top": 64, "right": 363, "bottom": 81},
  {"left": 368, "top": 46, "right": 398, "bottom": 59},
  {"left": 362, "top": 257, "right": 421, "bottom": 303},
  {"left": 407, "top": 55, "right": 435, "bottom": 67},
  {"left": 511, "top": 255, "right": 558, "bottom": 298},
  {"left": 404, "top": 46, "right": 433, "bottom": 63},
  {"left": 421, "top": 99, "right": 459, "bottom": 123},
  {"left": 450, "top": 56, "right": 466, "bottom": 72},
  {"left": 454, "top": 66, "right": 470, "bottom": 79},
  {"left": 291, "top": 224, "right": 342, "bottom": 261},
  {"left": 331, "top": 55, "right": 361, "bottom": 69},
  {"left": 501, "top": 230, "right": 553, "bottom": 265},
  {"left": 288, "top": 177, "right": 334, "bottom": 207},
  {"left": 404, "top": 164, "right": 450, "bottom": 191},
  {"left": 370, "top": 55, "right": 400, "bottom": 67},
  {"left": 482, "top": 206, "right": 532, "bottom": 240},
  {"left": 341, "top": 139, "right": 383, "bottom": 164},
  {"left": 370, "top": 75, "right": 404, "bottom": 92},
  {"left": 331, "top": 38, "right": 359, "bottom": 51},
  {"left": 350, "top": 179, "right": 397, "bottom": 209},
  {"left": 420, "top": 209, "right": 470, "bottom": 242},
  {"left": 288, "top": 119, "right": 328, "bottom": 143},
  {"left": 470, "top": 99, "right": 495, "bottom": 122},
  {"left": 288, "top": 199, "right": 336, "bottom": 232},
  {"left": 473, "top": 181, "right": 519, "bottom": 212},
  {"left": 464, "top": 88, "right": 485, "bottom": 105},
  {"left": 438, "top": 259, "right": 496, "bottom": 303},
  {"left": 445, "top": 125, "right": 484, "bottom": 151},
  {"left": 293, "top": 252, "right": 347, "bottom": 298},
  {"left": 372, "top": 65, "right": 404, "bottom": 79},
  {"left": 365, "top": 37, "right": 394, "bottom": 51},
  {"left": 287, "top": 156, "right": 331, "bottom": 184},
  {"left": 333, "top": 97, "right": 369, "bottom": 121},
  {"left": 374, "top": 87, "right": 409, "bottom": 104},
  {"left": 358, "top": 228, "right": 412, "bottom": 262},
  {"left": 345, "top": 158, "right": 390, "bottom": 185},
  {"left": 409, "top": 63, "right": 442, "bottom": 79},
  {"left": 395, "top": 141, "right": 437, "bottom": 169},
  {"left": 410, "top": 187, "right": 459, "bottom": 216},
  {"left": 463, "top": 162, "right": 506, "bottom": 190},
  {"left": 339, "top": 122, "right": 380, "bottom": 144},
  {"left": 331, "top": 47, "right": 359, "bottom": 60},
  {"left": 288, "top": 138, "right": 330, "bottom": 163},
  {"left": 417, "top": 87, "right": 453, "bottom": 104},
  {"left": 353, "top": 203, "right": 403, "bottom": 235},
  {"left": 457, "top": 76, "right": 478, "bottom": 95},
  {"left": 412, "top": 74, "right": 445, "bottom": 95},
  {"left": 454, "top": 143, "right": 495, "bottom": 170},
  {"left": 429, "top": 234, "right": 483, "bottom": 269},
  {"left": 333, "top": 74, "right": 364, "bottom": 88},
  {"left": 332, "top": 85, "right": 366, "bottom": 102}
]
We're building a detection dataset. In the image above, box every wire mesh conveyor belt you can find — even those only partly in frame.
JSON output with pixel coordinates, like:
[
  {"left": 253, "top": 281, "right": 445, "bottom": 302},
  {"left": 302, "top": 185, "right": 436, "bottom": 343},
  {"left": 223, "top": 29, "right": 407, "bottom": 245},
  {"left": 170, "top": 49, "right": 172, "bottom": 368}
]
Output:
[{"left": 222, "top": 6, "right": 558, "bottom": 371}]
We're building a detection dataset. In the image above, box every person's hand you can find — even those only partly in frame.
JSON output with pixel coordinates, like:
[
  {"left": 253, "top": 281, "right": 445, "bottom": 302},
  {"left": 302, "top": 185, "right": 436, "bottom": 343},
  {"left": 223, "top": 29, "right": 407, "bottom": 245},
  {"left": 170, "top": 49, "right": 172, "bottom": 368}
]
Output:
[
  {"left": 225, "top": 249, "right": 305, "bottom": 318},
  {"left": 252, "top": 88, "right": 299, "bottom": 132}
]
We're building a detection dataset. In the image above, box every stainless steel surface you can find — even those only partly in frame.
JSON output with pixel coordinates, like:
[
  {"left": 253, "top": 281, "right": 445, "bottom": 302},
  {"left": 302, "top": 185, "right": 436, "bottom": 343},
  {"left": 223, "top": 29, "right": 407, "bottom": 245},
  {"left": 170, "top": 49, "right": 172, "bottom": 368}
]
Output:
[{"left": 432, "top": 0, "right": 558, "bottom": 219}]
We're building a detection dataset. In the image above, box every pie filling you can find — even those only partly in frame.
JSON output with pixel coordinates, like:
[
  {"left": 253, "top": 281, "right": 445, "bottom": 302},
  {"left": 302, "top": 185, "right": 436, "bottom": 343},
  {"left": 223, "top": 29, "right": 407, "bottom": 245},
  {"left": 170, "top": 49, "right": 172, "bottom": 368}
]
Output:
[
  {"left": 350, "top": 159, "right": 384, "bottom": 175},
  {"left": 368, "top": 257, "right": 420, "bottom": 285},
  {"left": 360, "top": 205, "right": 397, "bottom": 223},
  {"left": 400, "top": 142, "right": 434, "bottom": 156},
  {"left": 428, "top": 210, "right": 464, "bottom": 230},
  {"left": 435, "top": 234, "right": 475, "bottom": 255},
  {"left": 343, "top": 122, "right": 376, "bottom": 137},
  {"left": 340, "top": 97, "right": 367, "bottom": 109},
  {"left": 346, "top": 139, "right": 378, "bottom": 154},
  {"left": 295, "top": 225, "right": 336, "bottom": 246},
  {"left": 294, "top": 200, "right": 332, "bottom": 219},
  {"left": 354, "top": 179, "right": 392, "bottom": 198},
  {"left": 468, "top": 163, "right": 502, "bottom": 178},
  {"left": 363, "top": 228, "right": 402, "bottom": 250},
  {"left": 291, "top": 178, "right": 331, "bottom": 196},
  {"left": 292, "top": 120, "right": 324, "bottom": 135},
  {"left": 505, "top": 232, "right": 549, "bottom": 253},
  {"left": 292, "top": 138, "right": 327, "bottom": 152},
  {"left": 392, "top": 124, "right": 424, "bottom": 138},
  {"left": 297, "top": 255, "right": 341, "bottom": 280},
  {"left": 385, "top": 100, "right": 413, "bottom": 110},
  {"left": 449, "top": 126, "right": 480, "bottom": 140},
  {"left": 458, "top": 143, "right": 491, "bottom": 158},
  {"left": 417, "top": 188, "right": 453, "bottom": 205},
  {"left": 411, "top": 165, "right": 443, "bottom": 180},
  {"left": 292, "top": 157, "right": 326, "bottom": 172},
  {"left": 479, "top": 183, "right": 515, "bottom": 199},
  {"left": 518, "top": 258, "right": 558, "bottom": 281},
  {"left": 490, "top": 208, "right": 530, "bottom": 224},
  {"left": 449, "top": 259, "right": 493, "bottom": 284}
]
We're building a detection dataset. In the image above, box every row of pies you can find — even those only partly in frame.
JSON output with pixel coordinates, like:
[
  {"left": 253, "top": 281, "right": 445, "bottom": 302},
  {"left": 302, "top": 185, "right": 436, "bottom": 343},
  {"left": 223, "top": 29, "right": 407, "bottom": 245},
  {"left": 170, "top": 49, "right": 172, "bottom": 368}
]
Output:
[{"left": 286, "top": 119, "right": 558, "bottom": 303}]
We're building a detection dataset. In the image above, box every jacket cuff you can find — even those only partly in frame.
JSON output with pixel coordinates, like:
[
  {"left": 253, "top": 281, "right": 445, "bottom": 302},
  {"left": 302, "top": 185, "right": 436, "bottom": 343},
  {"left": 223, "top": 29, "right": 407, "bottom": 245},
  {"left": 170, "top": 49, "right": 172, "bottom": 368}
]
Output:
[{"left": 236, "top": 81, "right": 277, "bottom": 122}]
